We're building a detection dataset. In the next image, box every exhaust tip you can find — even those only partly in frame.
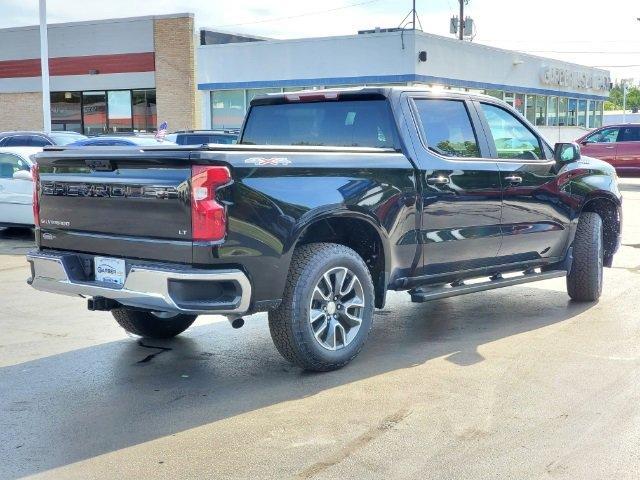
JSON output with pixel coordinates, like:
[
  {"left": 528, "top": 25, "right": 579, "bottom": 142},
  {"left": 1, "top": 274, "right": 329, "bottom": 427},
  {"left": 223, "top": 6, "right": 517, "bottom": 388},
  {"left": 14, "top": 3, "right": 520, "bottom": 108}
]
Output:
[{"left": 230, "top": 317, "right": 245, "bottom": 329}]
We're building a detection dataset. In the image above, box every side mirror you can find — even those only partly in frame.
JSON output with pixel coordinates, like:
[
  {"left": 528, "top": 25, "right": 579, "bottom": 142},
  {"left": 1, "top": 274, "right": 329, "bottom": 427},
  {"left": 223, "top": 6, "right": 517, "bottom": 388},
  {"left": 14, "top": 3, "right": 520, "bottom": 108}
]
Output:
[
  {"left": 554, "top": 142, "right": 581, "bottom": 163},
  {"left": 12, "top": 170, "right": 33, "bottom": 181}
]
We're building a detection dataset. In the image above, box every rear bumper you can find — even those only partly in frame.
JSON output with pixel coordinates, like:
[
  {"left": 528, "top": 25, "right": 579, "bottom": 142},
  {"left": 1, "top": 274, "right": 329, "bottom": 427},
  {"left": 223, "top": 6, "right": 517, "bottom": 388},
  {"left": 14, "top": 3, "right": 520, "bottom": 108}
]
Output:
[{"left": 26, "top": 250, "right": 252, "bottom": 315}]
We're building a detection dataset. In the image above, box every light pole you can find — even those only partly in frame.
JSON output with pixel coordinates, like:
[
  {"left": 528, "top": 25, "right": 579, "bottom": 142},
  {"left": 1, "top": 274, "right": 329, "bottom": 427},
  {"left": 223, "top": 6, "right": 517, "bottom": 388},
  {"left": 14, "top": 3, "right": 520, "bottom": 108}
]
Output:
[{"left": 39, "top": 0, "right": 51, "bottom": 133}]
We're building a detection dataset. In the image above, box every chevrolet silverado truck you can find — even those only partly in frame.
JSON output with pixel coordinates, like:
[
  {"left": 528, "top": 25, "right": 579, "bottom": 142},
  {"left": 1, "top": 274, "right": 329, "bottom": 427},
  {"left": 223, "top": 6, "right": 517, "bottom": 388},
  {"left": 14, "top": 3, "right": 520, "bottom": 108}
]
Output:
[{"left": 27, "top": 87, "right": 622, "bottom": 371}]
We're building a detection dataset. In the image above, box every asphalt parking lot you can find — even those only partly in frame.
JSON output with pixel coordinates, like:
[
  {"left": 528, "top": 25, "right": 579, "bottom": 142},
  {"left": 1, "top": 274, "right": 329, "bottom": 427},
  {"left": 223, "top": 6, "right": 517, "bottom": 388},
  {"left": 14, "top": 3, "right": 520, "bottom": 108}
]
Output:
[{"left": 1, "top": 179, "right": 639, "bottom": 480}]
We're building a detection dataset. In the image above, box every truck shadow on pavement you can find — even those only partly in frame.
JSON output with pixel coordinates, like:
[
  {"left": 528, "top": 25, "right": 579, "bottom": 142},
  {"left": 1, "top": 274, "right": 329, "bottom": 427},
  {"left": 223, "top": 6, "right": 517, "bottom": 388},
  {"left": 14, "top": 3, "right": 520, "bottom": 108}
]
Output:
[
  {"left": 0, "top": 227, "right": 34, "bottom": 256},
  {"left": 0, "top": 286, "right": 593, "bottom": 478}
]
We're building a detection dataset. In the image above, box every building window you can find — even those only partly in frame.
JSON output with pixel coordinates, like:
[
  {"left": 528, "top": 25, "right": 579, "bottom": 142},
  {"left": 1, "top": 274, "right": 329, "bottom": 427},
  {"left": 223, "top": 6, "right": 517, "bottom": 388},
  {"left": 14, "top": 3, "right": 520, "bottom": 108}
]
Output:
[
  {"left": 514, "top": 93, "right": 525, "bottom": 116},
  {"left": 246, "top": 88, "right": 281, "bottom": 107},
  {"left": 567, "top": 98, "right": 578, "bottom": 126},
  {"left": 51, "top": 89, "right": 156, "bottom": 134},
  {"left": 558, "top": 97, "right": 568, "bottom": 126},
  {"left": 107, "top": 90, "right": 133, "bottom": 133},
  {"left": 484, "top": 89, "right": 503, "bottom": 100},
  {"left": 132, "top": 89, "right": 156, "bottom": 132},
  {"left": 535, "top": 96, "right": 547, "bottom": 126},
  {"left": 82, "top": 91, "right": 107, "bottom": 135},
  {"left": 211, "top": 90, "right": 246, "bottom": 129},
  {"left": 51, "top": 91, "right": 82, "bottom": 133},
  {"left": 594, "top": 101, "right": 604, "bottom": 128},
  {"left": 525, "top": 95, "right": 536, "bottom": 124},
  {"left": 577, "top": 100, "right": 587, "bottom": 127},
  {"left": 547, "top": 97, "right": 558, "bottom": 126}
]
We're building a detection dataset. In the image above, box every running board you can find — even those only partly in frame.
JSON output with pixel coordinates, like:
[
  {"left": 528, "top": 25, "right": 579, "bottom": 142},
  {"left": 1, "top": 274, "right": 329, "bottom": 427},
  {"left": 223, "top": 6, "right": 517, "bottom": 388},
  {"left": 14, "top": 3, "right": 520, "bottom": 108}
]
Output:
[{"left": 409, "top": 270, "right": 567, "bottom": 303}]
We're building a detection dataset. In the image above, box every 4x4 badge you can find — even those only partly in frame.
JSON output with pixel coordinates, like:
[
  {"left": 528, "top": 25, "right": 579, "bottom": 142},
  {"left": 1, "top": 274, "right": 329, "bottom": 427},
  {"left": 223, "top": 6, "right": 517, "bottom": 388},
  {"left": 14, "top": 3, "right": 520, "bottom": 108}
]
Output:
[{"left": 244, "top": 157, "right": 291, "bottom": 166}]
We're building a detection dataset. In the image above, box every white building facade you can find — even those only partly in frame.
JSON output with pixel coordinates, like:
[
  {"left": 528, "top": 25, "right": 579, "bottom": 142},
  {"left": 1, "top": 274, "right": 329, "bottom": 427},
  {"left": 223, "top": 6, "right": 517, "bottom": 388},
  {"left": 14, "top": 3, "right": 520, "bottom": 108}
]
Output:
[{"left": 197, "top": 29, "right": 610, "bottom": 131}]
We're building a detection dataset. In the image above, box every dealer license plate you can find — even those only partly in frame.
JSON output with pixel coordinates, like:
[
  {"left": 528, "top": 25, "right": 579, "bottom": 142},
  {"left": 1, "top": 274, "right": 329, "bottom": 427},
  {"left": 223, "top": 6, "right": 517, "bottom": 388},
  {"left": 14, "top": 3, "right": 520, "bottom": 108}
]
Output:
[{"left": 94, "top": 256, "right": 126, "bottom": 286}]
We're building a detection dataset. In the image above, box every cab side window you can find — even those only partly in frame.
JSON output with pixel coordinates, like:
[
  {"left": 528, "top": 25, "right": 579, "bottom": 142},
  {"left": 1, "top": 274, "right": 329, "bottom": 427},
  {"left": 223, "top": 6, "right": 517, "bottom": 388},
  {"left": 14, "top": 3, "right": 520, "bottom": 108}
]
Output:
[
  {"left": 480, "top": 103, "right": 543, "bottom": 160},
  {"left": 413, "top": 99, "right": 480, "bottom": 158},
  {"left": 619, "top": 126, "right": 640, "bottom": 142},
  {"left": 585, "top": 127, "right": 620, "bottom": 144}
]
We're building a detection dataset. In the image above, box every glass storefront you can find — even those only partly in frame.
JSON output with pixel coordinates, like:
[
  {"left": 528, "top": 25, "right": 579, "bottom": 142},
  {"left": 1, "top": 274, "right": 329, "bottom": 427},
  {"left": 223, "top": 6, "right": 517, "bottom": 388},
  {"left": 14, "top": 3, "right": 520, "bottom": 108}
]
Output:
[
  {"left": 51, "top": 89, "right": 156, "bottom": 134},
  {"left": 82, "top": 91, "right": 107, "bottom": 135},
  {"left": 567, "top": 99, "right": 578, "bottom": 127},
  {"left": 51, "top": 91, "right": 82, "bottom": 132},
  {"left": 107, "top": 90, "right": 133, "bottom": 133},
  {"left": 209, "top": 86, "right": 606, "bottom": 130},
  {"left": 132, "top": 89, "right": 156, "bottom": 133},
  {"left": 525, "top": 95, "right": 536, "bottom": 124},
  {"left": 535, "top": 96, "right": 547, "bottom": 126},
  {"left": 558, "top": 97, "right": 568, "bottom": 126},
  {"left": 211, "top": 90, "right": 246, "bottom": 129},
  {"left": 547, "top": 97, "right": 559, "bottom": 126},
  {"left": 577, "top": 100, "right": 587, "bottom": 127}
]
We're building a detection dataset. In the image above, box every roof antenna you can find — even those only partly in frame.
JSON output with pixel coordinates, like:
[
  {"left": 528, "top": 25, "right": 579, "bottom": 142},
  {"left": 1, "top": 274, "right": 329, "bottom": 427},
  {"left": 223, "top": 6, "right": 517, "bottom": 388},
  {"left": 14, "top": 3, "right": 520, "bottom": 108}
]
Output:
[{"left": 398, "top": 0, "right": 422, "bottom": 50}]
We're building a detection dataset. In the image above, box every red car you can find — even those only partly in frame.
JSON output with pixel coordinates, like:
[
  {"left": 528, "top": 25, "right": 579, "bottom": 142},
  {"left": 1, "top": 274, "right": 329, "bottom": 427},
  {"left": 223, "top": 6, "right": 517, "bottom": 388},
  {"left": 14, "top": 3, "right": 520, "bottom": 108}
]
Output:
[{"left": 577, "top": 124, "right": 640, "bottom": 174}]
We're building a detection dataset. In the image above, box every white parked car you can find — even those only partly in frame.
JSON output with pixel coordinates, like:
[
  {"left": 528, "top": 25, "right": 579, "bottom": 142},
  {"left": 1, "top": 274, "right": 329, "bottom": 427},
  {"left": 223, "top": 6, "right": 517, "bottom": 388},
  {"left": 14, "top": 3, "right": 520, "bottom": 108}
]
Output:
[{"left": 0, "top": 147, "right": 40, "bottom": 227}]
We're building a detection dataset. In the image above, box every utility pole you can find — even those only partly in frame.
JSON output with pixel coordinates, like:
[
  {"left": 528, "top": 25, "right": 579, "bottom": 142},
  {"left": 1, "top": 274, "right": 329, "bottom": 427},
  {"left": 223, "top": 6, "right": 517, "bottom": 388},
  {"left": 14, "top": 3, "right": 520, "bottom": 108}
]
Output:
[
  {"left": 623, "top": 81, "right": 628, "bottom": 123},
  {"left": 39, "top": 0, "right": 51, "bottom": 133},
  {"left": 459, "top": 0, "right": 464, "bottom": 40}
]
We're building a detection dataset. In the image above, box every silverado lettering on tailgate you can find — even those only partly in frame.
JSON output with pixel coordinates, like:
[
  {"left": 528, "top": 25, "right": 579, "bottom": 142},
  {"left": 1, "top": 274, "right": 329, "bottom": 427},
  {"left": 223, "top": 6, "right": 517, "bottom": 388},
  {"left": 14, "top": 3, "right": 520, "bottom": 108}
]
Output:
[{"left": 40, "top": 182, "right": 180, "bottom": 199}]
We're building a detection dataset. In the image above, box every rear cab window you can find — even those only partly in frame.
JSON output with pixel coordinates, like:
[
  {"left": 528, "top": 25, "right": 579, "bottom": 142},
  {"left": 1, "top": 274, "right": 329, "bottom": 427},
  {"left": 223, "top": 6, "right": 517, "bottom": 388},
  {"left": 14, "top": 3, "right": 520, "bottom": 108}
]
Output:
[
  {"left": 241, "top": 99, "right": 399, "bottom": 149},
  {"left": 412, "top": 98, "right": 480, "bottom": 158}
]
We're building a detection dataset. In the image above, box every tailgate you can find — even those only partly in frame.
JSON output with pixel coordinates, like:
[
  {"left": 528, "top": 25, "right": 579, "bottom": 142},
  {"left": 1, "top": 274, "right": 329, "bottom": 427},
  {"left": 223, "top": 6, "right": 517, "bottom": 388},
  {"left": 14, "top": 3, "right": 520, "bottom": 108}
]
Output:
[{"left": 36, "top": 149, "right": 194, "bottom": 262}]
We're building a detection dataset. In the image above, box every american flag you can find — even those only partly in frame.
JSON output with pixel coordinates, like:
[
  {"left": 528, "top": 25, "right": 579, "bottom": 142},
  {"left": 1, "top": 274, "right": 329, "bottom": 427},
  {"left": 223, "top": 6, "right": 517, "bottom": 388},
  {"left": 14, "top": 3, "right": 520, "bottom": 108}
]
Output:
[{"left": 155, "top": 121, "right": 168, "bottom": 141}]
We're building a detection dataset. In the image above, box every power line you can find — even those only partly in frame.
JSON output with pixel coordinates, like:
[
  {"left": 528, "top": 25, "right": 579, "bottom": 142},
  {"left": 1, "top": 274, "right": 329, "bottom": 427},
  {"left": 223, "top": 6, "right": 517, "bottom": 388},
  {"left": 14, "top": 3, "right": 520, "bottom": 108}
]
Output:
[
  {"left": 590, "top": 64, "right": 640, "bottom": 68},
  {"left": 521, "top": 50, "right": 640, "bottom": 54},
  {"left": 208, "top": 0, "right": 383, "bottom": 29}
]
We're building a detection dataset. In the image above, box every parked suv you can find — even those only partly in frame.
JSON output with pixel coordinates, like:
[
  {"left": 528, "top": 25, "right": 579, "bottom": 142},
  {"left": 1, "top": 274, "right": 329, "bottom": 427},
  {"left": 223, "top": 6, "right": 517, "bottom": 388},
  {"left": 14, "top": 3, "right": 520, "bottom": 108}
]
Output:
[
  {"left": 0, "top": 131, "right": 87, "bottom": 147},
  {"left": 27, "top": 87, "right": 622, "bottom": 372},
  {"left": 577, "top": 124, "right": 640, "bottom": 174},
  {"left": 166, "top": 129, "right": 238, "bottom": 145}
]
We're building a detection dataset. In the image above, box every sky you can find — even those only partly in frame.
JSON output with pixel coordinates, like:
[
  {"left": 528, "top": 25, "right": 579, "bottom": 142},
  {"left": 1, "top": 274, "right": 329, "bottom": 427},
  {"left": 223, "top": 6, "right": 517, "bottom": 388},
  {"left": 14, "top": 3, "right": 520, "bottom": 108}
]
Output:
[{"left": 2, "top": 0, "right": 640, "bottom": 82}]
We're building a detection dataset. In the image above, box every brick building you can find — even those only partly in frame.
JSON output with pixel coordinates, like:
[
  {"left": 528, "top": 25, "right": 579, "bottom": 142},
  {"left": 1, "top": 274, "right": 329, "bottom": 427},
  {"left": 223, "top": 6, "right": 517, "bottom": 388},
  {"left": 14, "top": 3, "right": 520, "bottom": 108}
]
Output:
[{"left": 0, "top": 13, "right": 200, "bottom": 134}]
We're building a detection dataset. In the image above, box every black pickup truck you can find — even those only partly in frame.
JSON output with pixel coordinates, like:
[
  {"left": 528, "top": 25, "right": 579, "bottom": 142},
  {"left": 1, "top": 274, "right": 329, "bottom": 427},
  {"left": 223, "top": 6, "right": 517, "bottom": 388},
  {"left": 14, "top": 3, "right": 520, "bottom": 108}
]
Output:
[{"left": 27, "top": 87, "right": 622, "bottom": 371}]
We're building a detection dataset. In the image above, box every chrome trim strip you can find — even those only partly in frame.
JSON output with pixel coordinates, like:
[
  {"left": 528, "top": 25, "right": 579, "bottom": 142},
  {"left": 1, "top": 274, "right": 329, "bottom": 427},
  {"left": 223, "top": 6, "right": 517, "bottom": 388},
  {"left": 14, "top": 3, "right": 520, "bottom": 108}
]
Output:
[{"left": 27, "top": 251, "right": 252, "bottom": 315}]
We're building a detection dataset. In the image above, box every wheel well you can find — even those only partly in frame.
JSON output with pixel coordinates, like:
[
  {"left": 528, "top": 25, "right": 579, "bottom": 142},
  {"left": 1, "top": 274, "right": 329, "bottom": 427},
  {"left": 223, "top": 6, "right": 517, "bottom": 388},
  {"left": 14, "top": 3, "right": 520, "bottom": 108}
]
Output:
[
  {"left": 582, "top": 198, "right": 621, "bottom": 262},
  {"left": 296, "top": 217, "right": 387, "bottom": 308}
]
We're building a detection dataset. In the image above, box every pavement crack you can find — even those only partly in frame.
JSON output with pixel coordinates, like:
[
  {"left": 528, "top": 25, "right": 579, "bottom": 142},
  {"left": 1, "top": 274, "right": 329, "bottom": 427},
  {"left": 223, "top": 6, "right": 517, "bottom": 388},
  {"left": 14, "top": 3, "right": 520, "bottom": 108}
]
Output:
[
  {"left": 296, "top": 408, "right": 410, "bottom": 479},
  {"left": 136, "top": 340, "right": 172, "bottom": 364}
]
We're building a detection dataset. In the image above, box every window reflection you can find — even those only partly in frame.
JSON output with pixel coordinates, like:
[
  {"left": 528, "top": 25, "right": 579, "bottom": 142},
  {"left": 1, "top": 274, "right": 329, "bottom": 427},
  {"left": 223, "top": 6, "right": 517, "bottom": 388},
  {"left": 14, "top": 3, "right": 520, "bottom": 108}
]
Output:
[
  {"left": 51, "top": 91, "right": 82, "bottom": 133},
  {"left": 107, "top": 91, "right": 133, "bottom": 133}
]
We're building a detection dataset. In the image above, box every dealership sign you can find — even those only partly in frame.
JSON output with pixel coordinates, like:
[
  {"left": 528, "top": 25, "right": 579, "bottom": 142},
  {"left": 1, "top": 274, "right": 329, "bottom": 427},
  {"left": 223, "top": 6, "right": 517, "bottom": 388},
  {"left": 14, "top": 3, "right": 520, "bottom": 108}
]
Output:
[{"left": 540, "top": 66, "right": 610, "bottom": 93}]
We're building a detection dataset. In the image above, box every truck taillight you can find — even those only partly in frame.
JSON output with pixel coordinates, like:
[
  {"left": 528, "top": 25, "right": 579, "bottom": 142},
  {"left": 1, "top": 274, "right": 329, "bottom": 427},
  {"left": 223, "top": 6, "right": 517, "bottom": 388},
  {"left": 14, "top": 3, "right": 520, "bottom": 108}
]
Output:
[
  {"left": 32, "top": 163, "right": 40, "bottom": 227},
  {"left": 191, "top": 165, "right": 231, "bottom": 242}
]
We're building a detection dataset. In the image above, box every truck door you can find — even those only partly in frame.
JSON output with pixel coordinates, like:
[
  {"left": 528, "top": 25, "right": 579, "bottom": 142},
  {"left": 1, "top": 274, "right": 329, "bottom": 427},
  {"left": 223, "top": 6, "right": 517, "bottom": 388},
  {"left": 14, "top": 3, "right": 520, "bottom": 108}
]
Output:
[
  {"left": 474, "top": 101, "right": 571, "bottom": 264},
  {"left": 403, "top": 94, "right": 503, "bottom": 279}
]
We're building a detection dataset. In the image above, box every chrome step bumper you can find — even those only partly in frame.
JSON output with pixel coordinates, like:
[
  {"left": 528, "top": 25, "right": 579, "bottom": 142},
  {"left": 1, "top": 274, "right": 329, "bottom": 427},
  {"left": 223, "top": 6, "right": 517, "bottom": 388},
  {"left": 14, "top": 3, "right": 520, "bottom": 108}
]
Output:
[{"left": 27, "top": 250, "right": 252, "bottom": 315}]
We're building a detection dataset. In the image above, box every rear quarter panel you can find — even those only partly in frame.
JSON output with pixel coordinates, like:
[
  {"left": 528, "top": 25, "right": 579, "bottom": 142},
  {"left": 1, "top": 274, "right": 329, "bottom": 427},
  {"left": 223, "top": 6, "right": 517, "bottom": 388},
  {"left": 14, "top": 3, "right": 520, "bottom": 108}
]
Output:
[{"left": 190, "top": 150, "right": 418, "bottom": 307}]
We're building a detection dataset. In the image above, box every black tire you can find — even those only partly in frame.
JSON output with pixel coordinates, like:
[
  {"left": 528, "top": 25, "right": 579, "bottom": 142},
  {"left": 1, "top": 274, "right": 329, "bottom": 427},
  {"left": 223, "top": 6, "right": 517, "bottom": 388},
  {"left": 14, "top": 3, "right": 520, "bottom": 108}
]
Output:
[
  {"left": 567, "top": 212, "right": 604, "bottom": 302},
  {"left": 268, "top": 243, "right": 375, "bottom": 372},
  {"left": 112, "top": 308, "right": 197, "bottom": 339}
]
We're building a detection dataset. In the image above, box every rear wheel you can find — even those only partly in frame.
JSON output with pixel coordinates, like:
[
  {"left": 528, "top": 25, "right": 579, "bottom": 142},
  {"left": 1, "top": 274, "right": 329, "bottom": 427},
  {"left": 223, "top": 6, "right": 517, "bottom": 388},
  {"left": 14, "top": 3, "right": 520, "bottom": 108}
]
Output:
[
  {"left": 567, "top": 212, "right": 604, "bottom": 302},
  {"left": 268, "top": 243, "right": 374, "bottom": 371},
  {"left": 112, "top": 308, "right": 197, "bottom": 339}
]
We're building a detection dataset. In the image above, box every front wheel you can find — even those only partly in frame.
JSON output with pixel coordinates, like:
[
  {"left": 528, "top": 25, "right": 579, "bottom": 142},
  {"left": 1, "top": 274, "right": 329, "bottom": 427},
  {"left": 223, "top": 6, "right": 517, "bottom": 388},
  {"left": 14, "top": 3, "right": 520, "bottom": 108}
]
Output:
[
  {"left": 112, "top": 308, "right": 197, "bottom": 339},
  {"left": 567, "top": 212, "right": 604, "bottom": 302},
  {"left": 268, "top": 243, "right": 375, "bottom": 371}
]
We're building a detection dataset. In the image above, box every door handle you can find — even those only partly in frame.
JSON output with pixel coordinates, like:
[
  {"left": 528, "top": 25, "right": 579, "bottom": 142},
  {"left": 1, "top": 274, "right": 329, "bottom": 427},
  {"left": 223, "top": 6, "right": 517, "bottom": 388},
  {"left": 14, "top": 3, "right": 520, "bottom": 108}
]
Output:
[
  {"left": 504, "top": 175, "right": 523, "bottom": 185},
  {"left": 426, "top": 175, "right": 450, "bottom": 185}
]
